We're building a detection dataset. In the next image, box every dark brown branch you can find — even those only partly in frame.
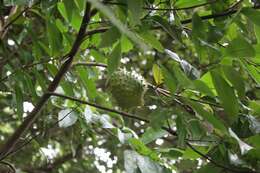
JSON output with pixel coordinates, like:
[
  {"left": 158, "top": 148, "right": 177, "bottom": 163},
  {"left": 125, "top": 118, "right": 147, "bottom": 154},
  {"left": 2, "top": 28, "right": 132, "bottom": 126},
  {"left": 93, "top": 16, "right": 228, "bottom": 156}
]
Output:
[{"left": 0, "top": 2, "right": 93, "bottom": 160}]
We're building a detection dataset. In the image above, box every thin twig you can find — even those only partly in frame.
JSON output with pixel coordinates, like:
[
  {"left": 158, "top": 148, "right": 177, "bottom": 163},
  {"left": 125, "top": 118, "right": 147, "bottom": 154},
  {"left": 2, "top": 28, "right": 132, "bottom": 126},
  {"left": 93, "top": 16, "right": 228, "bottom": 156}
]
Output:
[{"left": 47, "top": 92, "right": 148, "bottom": 122}]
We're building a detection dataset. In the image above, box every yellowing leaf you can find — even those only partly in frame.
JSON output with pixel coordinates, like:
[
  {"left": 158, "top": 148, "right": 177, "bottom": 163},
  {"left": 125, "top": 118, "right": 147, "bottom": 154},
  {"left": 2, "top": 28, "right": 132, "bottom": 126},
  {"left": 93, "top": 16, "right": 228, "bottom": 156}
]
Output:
[{"left": 152, "top": 64, "right": 164, "bottom": 85}]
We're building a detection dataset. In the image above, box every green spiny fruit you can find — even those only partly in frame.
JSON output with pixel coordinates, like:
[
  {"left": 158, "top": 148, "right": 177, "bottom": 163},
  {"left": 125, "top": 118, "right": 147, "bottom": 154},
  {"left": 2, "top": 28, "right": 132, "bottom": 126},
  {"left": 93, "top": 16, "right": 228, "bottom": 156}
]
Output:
[{"left": 108, "top": 69, "right": 147, "bottom": 109}]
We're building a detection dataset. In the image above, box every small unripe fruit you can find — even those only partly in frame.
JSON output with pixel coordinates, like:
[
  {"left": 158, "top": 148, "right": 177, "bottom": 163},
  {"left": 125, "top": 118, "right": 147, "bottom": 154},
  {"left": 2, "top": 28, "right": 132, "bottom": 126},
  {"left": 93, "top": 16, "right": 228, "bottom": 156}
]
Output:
[{"left": 108, "top": 69, "right": 147, "bottom": 109}]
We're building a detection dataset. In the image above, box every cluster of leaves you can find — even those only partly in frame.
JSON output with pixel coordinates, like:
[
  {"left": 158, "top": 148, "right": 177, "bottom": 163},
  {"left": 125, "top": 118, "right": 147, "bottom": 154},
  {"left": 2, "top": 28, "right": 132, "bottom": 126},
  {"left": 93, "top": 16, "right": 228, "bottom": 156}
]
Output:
[{"left": 0, "top": 0, "right": 260, "bottom": 173}]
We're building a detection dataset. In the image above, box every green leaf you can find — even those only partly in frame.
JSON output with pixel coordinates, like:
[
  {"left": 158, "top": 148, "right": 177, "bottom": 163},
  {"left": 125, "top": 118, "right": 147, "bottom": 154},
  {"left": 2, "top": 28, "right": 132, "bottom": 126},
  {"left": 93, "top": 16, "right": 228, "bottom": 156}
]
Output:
[
  {"left": 152, "top": 64, "right": 164, "bottom": 85},
  {"left": 242, "top": 7, "right": 260, "bottom": 27},
  {"left": 99, "top": 27, "right": 121, "bottom": 48},
  {"left": 15, "top": 85, "right": 23, "bottom": 118},
  {"left": 183, "top": 147, "right": 208, "bottom": 159},
  {"left": 57, "top": 2, "right": 69, "bottom": 22},
  {"left": 193, "top": 80, "right": 215, "bottom": 97},
  {"left": 225, "top": 36, "right": 255, "bottom": 58},
  {"left": 128, "top": 138, "right": 159, "bottom": 160},
  {"left": 196, "top": 164, "right": 222, "bottom": 173},
  {"left": 76, "top": 67, "right": 97, "bottom": 100},
  {"left": 139, "top": 31, "right": 164, "bottom": 52},
  {"left": 107, "top": 42, "right": 121, "bottom": 74},
  {"left": 160, "top": 148, "right": 184, "bottom": 159},
  {"left": 150, "top": 108, "right": 170, "bottom": 129},
  {"left": 141, "top": 127, "right": 167, "bottom": 144},
  {"left": 121, "top": 35, "right": 134, "bottom": 53},
  {"left": 211, "top": 70, "right": 239, "bottom": 122},
  {"left": 47, "top": 19, "right": 63, "bottom": 56},
  {"left": 247, "top": 135, "right": 260, "bottom": 148},
  {"left": 188, "top": 100, "right": 227, "bottom": 134},
  {"left": 222, "top": 66, "right": 245, "bottom": 99},
  {"left": 242, "top": 61, "right": 260, "bottom": 84},
  {"left": 192, "top": 13, "right": 206, "bottom": 39},
  {"left": 173, "top": 65, "right": 193, "bottom": 88},
  {"left": 63, "top": 0, "right": 75, "bottom": 22},
  {"left": 60, "top": 81, "right": 74, "bottom": 96},
  {"left": 176, "top": 114, "right": 187, "bottom": 147},
  {"left": 23, "top": 73, "right": 37, "bottom": 101},
  {"left": 152, "top": 15, "right": 182, "bottom": 41},
  {"left": 175, "top": 0, "right": 206, "bottom": 8},
  {"left": 161, "top": 66, "right": 177, "bottom": 93},
  {"left": 57, "top": 0, "right": 81, "bottom": 30},
  {"left": 127, "top": 0, "right": 143, "bottom": 26}
]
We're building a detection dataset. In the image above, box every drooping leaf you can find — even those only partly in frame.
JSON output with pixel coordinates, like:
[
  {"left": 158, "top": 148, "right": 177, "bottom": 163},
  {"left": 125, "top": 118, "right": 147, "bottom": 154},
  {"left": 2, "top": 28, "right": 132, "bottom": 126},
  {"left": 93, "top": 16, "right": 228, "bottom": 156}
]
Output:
[
  {"left": 225, "top": 36, "right": 255, "bottom": 58},
  {"left": 211, "top": 70, "right": 239, "bottom": 122},
  {"left": 107, "top": 42, "right": 122, "bottom": 74},
  {"left": 15, "top": 85, "right": 23, "bottom": 118},
  {"left": 127, "top": 0, "right": 143, "bottom": 26},
  {"left": 187, "top": 100, "right": 228, "bottom": 134},
  {"left": 47, "top": 19, "right": 63, "bottom": 56},
  {"left": 161, "top": 65, "right": 177, "bottom": 93},
  {"left": 139, "top": 31, "right": 164, "bottom": 52},
  {"left": 141, "top": 127, "right": 167, "bottom": 144},
  {"left": 222, "top": 66, "right": 245, "bottom": 99},
  {"left": 99, "top": 27, "right": 121, "bottom": 48},
  {"left": 242, "top": 7, "right": 260, "bottom": 27}
]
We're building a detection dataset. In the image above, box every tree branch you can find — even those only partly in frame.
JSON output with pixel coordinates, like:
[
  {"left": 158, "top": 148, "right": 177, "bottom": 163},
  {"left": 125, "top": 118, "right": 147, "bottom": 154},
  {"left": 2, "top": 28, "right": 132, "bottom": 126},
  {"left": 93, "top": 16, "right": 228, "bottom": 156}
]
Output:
[
  {"left": 47, "top": 92, "right": 148, "bottom": 122},
  {"left": 0, "top": 2, "right": 93, "bottom": 160}
]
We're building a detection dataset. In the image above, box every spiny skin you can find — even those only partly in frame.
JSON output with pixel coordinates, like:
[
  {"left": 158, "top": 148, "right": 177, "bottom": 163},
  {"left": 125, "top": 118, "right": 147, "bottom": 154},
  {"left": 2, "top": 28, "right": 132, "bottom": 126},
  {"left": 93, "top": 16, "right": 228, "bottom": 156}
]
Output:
[{"left": 108, "top": 70, "right": 147, "bottom": 109}]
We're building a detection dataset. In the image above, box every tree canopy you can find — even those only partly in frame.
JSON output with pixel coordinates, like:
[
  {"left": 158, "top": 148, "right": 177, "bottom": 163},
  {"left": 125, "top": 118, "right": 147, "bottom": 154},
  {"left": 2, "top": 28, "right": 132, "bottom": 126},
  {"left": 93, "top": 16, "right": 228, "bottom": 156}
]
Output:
[{"left": 0, "top": 0, "right": 260, "bottom": 173}]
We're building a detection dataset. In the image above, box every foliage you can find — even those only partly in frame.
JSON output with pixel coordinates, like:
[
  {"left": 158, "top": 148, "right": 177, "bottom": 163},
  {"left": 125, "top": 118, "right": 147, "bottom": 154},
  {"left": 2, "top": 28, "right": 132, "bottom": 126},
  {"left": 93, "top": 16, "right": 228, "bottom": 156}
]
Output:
[{"left": 0, "top": 0, "right": 260, "bottom": 173}]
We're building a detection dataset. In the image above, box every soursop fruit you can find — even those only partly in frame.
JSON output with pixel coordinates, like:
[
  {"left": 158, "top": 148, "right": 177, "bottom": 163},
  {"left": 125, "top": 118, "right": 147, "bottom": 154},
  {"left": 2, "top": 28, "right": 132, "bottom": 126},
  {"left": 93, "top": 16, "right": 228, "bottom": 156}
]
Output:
[{"left": 108, "top": 69, "right": 147, "bottom": 109}]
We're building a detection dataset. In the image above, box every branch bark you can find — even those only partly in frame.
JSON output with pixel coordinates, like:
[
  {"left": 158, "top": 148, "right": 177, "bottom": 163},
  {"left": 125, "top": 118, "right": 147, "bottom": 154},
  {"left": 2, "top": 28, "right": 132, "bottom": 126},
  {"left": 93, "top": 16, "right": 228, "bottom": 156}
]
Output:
[{"left": 0, "top": 2, "right": 93, "bottom": 160}]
